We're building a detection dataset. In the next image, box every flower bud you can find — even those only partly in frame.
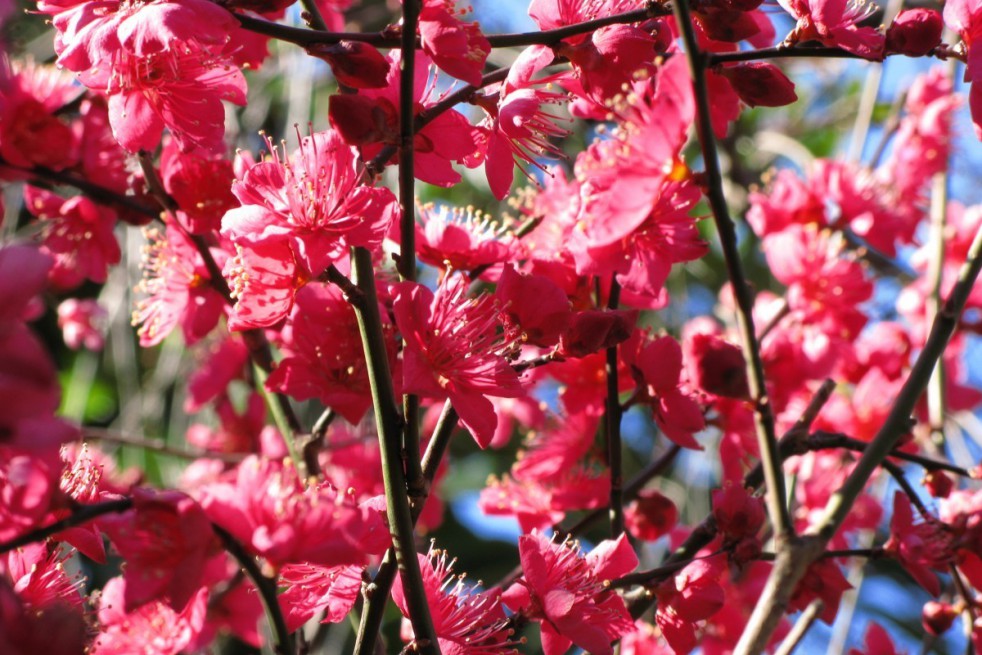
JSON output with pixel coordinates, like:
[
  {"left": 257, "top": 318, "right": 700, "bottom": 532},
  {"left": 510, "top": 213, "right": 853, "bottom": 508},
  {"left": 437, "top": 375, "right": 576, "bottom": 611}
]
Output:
[
  {"left": 923, "top": 470, "right": 953, "bottom": 498},
  {"left": 558, "top": 309, "right": 637, "bottom": 358},
  {"left": 718, "top": 63, "right": 798, "bottom": 107},
  {"left": 886, "top": 9, "right": 943, "bottom": 57},
  {"left": 686, "top": 333, "right": 750, "bottom": 399},
  {"left": 922, "top": 600, "right": 958, "bottom": 636},
  {"left": 307, "top": 41, "right": 391, "bottom": 89},
  {"left": 712, "top": 483, "right": 766, "bottom": 540},
  {"left": 625, "top": 489, "right": 679, "bottom": 541}
]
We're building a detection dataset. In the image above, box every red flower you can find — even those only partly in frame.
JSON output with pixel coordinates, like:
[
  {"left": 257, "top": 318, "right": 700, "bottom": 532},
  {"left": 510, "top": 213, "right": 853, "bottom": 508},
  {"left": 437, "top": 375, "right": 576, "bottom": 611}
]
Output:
[
  {"left": 632, "top": 335, "right": 707, "bottom": 450},
  {"left": 100, "top": 489, "right": 217, "bottom": 612},
  {"left": 132, "top": 221, "right": 226, "bottom": 346},
  {"left": 885, "top": 491, "right": 955, "bottom": 595},
  {"left": 419, "top": 0, "right": 491, "bottom": 87},
  {"left": 92, "top": 577, "right": 208, "bottom": 655},
  {"left": 278, "top": 563, "right": 364, "bottom": 631},
  {"left": 779, "top": 0, "right": 885, "bottom": 59},
  {"left": 625, "top": 489, "right": 679, "bottom": 542},
  {"left": 502, "top": 531, "right": 637, "bottom": 655},
  {"left": 392, "top": 275, "right": 524, "bottom": 448},
  {"left": 199, "top": 456, "right": 390, "bottom": 569},
  {"left": 223, "top": 129, "right": 397, "bottom": 277},
  {"left": 393, "top": 548, "right": 514, "bottom": 654}
]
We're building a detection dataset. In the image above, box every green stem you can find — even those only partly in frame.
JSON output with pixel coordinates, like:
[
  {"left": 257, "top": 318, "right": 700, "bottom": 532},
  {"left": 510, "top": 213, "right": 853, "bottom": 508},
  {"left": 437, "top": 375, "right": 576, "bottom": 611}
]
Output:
[
  {"left": 348, "top": 247, "right": 439, "bottom": 655},
  {"left": 353, "top": 401, "right": 457, "bottom": 655}
]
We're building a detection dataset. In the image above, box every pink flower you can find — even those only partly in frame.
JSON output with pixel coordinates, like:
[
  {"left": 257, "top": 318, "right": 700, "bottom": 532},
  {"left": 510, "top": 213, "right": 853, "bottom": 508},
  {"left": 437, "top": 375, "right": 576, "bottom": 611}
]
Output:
[
  {"left": 392, "top": 548, "right": 514, "bottom": 654},
  {"left": 779, "top": 0, "right": 886, "bottom": 59},
  {"left": 100, "top": 489, "right": 218, "bottom": 612},
  {"left": 223, "top": 129, "right": 396, "bottom": 277},
  {"left": 91, "top": 577, "right": 208, "bottom": 655},
  {"left": 266, "top": 282, "right": 395, "bottom": 424},
  {"left": 655, "top": 556, "right": 726, "bottom": 654},
  {"left": 712, "top": 483, "right": 766, "bottom": 542},
  {"left": 184, "top": 336, "right": 250, "bottom": 413},
  {"left": 199, "top": 456, "right": 390, "bottom": 569},
  {"left": 0, "top": 573, "right": 87, "bottom": 655},
  {"left": 885, "top": 491, "right": 954, "bottom": 596},
  {"left": 0, "top": 60, "right": 80, "bottom": 171},
  {"left": 160, "top": 140, "right": 237, "bottom": 235},
  {"left": 502, "top": 531, "right": 637, "bottom": 655},
  {"left": 392, "top": 275, "right": 524, "bottom": 448},
  {"left": 24, "top": 186, "right": 120, "bottom": 290},
  {"left": 419, "top": 0, "right": 491, "bottom": 87},
  {"left": 631, "top": 335, "right": 707, "bottom": 450},
  {"left": 477, "top": 45, "right": 569, "bottom": 199},
  {"left": 496, "top": 264, "right": 572, "bottom": 348},
  {"left": 415, "top": 203, "right": 521, "bottom": 273},
  {"left": 944, "top": 0, "right": 982, "bottom": 138},
  {"left": 0, "top": 244, "right": 52, "bottom": 331},
  {"left": 1, "top": 542, "right": 83, "bottom": 611},
  {"left": 479, "top": 466, "right": 609, "bottom": 532},
  {"left": 57, "top": 298, "right": 107, "bottom": 350},
  {"left": 43, "top": 0, "right": 245, "bottom": 153},
  {"left": 132, "top": 221, "right": 226, "bottom": 346},
  {"left": 105, "top": 45, "right": 246, "bottom": 153},
  {"left": 278, "top": 563, "right": 364, "bottom": 630},
  {"left": 789, "top": 558, "right": 852, "bottom": 622},
  {"left": 847, "top": 624, "right": 901, "bottom": 655}
]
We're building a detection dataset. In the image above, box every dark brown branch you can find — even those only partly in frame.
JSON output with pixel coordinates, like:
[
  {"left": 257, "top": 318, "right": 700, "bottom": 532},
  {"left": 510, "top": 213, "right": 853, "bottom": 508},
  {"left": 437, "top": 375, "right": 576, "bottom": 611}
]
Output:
[
  {"left": 673, "top": 0, "right": 791, "bottom": 539},
  {"left": 213, "top": 525, "right": 295, "bottom": 655},
  {"left": 0, "top": 499, "right": 133, "bottom": 555},
  {"left": 0, "top": 156, "right": 158, "bottom": 219}
]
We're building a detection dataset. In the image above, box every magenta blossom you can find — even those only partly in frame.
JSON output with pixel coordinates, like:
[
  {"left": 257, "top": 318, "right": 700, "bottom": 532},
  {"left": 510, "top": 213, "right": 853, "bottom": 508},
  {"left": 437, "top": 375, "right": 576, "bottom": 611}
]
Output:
[
  {"left": 392, "top": 274, "right": 525, "bottom": 448},
  {"left": 502, "top": 531, "right": 637, "bottom": 655}
]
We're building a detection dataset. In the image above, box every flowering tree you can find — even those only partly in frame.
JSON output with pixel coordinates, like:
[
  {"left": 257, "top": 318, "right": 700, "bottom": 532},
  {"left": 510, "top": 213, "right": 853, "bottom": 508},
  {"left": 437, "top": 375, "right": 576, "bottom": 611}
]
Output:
[{"left": 1, "top": 0, "right": 982, "bottom": 652}]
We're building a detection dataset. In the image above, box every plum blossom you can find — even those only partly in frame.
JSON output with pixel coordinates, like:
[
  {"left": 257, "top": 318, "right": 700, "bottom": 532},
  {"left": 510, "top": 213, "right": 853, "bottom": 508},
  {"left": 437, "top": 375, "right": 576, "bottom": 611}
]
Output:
[
  {"left": 392, "top": 274, "right": 524, "bottom": 447},
  {"left": 199, "top": 456, "right": 390, "bottom": 569},
  {"left": 132, "top": 220, "right": 226, "bottom": 346},
  {"left": 503, "top": 531, "right": 637, "bottom": 655},
  {"left": 779, "top": 0, "right": 886, "bottom": 59},
  {"left": 392, "top": 548, "right": 515, "bottom": 654}
]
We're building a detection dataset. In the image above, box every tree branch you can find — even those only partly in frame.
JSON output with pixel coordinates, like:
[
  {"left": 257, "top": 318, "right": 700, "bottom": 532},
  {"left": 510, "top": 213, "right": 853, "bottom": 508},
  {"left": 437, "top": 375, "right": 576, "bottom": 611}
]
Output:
[
  {"left": 348, "top": 247, "right": 439, "bottom": 655},
  {"left": 213, "top": 525, "right": 295, "bottom": 655},
  {"left": 672, "top": 0, "right": 791, "bottom": 540},
  {"left": 734, "top": 221, "right": 982, "bottom": 654},
  {"left": 0, "top": 498, "right": 133, "bottom": 555}
]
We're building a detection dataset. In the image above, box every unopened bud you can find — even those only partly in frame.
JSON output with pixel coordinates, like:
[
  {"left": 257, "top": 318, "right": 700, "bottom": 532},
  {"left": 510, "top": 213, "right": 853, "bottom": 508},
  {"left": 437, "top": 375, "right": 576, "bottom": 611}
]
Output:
[{"left": 886, "top": 9, "right": 944, "bottom": 57}]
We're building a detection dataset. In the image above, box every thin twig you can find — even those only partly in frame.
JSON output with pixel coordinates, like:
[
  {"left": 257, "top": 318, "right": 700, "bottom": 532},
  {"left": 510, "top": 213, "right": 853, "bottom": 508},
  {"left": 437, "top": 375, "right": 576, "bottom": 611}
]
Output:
[
  {"left": 233, "top": 6, "right": 669, "bottom": 50},
  {"left": 0, "top": 157, "right": 159, "bottom": 219},
  {"left": 774, "top": 599, "right": 824, "bottom": 655},
  {"left": 0, "top": 498, "right": 133, "bottom": 555},
  {"left": 735, "top": 221, "right": 982, "bottom": 655},
  {"left": 81, "top": 428, "right": 246, "bottom": 463},
  {"left": 354, "top": 400, "right": 458, "bottom": 655},
  {"left": 398, "top": 0, "right": 427, "bottom": 514},
  {"left": 605, "top": 277, "right": 624, "bottom": 537},
  {"left": 213, "top": 525, "right": 295, "bottom": 655},
  {"left": 806, "top": 431, "right": 972, "bottom": 477}
]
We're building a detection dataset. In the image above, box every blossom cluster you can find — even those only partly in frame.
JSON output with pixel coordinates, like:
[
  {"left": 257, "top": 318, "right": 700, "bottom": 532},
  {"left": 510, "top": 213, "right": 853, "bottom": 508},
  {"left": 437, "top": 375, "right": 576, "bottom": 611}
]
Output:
[{"left": 0, "top": 0, "right": 981, "bottom": 653}]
